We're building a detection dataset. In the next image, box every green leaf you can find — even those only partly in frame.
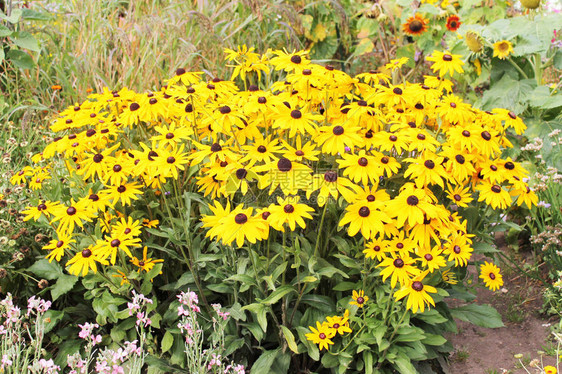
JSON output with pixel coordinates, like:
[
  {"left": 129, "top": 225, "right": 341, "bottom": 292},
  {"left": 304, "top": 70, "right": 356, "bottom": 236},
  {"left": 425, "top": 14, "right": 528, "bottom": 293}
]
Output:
[
  {"left": 363, "top": 351, "right": 373, "bottom": 374},
  {"left": 51, "top": 274, "right": 78, "bottom": 301},
  {"left": 422, "top": 333, "right": 447, "bottom": 346},
  {"left": 28, "top": 259, "right": 63, "bottom": 280},
  {"left": 472, "top": 242, "right": 499, "bottom": 254},
  {"left": 0, "top": 24, "right": 13, "bottom": 37},
  {"left": 392, "top": 354, "right": 417, "bottom": 374},
  {"left": 251, "top": 349, "right": 280, "bottom": 374},
  {"left": 0, "top": 9, "right": 23, "bottom": 23},
  {"left": 332, "top": 281, "right": 358, "bottom": 291},
  {"left": 280, "top": 326, "right": 299, "bottom": 354},
  {"left": 6, "top": 49, "right": 34, "bottom": 69},
  {"left": 242, "top": 303, "right": 268, "bottom": 332},
  {"left": 12, "top": 31, "right": 40, "bottom": 52},
  {"left": 450, "top": 303, "right": 504, "bottom": 328},
  {"left": 161, "top": 331, "right": 174, "bottom": 353},
  {"left": 477, "top": 76, "right": 536, "bottom": 114},
  {"left": 43, "top": 310, "right": 64, "bottom": 334},
  {"left": 258, "top": 285, "right": 295, "bottom": 305},
  {"left": 22, "top": 8, "right": 52, "bottom": 21}
]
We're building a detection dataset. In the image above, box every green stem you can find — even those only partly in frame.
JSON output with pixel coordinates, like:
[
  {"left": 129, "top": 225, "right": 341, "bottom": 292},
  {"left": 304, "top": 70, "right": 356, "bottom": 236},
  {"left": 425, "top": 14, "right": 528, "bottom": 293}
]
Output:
[
  {"left": 507, "top": 57, "right": 529, "bottom": 80},
  {"left": 314, "top": 202, "right": 328, "bottom": 257}
]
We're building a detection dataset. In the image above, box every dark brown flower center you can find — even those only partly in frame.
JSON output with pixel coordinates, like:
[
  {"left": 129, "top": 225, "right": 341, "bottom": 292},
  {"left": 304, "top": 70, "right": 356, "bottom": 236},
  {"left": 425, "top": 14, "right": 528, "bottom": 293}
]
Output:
[
  {"left": 324, "top": 170, "right": 337, "bottom": 182},
  {"left": 117, "top": 185, "right": 126, "bottom": 193},
  {"left": 407, "top": 195, "right": 419, "bottom": 206},
  {"left": 504, "top": 161, "right": 515, "bottom": 170},
  {"left": 489, "top": 273, "right": 496, "bottom": 280},
  {"left": 66, "top": 207, "right": 77, "bottom": 215},
  {"left": 130, "top": 103, "right": 140, "bottom": 111},
  {"left": 359, "top": 206, "right": 370, "bottom": 217},
  {"left": 412, "top": 281, "right": 424, "bottom": 291},
  {"left": 462, "top": 130, "right": 470, "bottom": 137},
  {"left": 455, "top": 155, "right": 465, "bottom": 164},
  {"left": 424, "top": 253, "right": 433, "bottom": 261},
  {"left": 258, "top": 97, "right": 267, "bottom": 104},
  {"left": 295, "top": 150, "right": 305, "bottom": 156},
  {"left": 165, "top": 133, "right": 174, "bottom": 139},
  {"left": 113, "top": 164, "right": 122, "bottom": 172},
  {"left": 211, "top": 143, "right": 222, "bottom": 152},
  {"left": 257, "top": 145, "right": 267, "bottom": 153},
  {"left": 284, "top": 204, "right": 295, "bottom": 213},
  {"left": 235, "top": 213, "right": 248, "bottom": 224},
  {"left": 167, "top": 156, "right": 176, "bottom": 164},
  {"left": 93, "top": 154, "right": 104, "bottom": 163},
  {"left": 393, "top": 258, "right": 404, "bottom": 268},
  {"left": 508, "top": 111, "right": 517, "bottom": 119},
  {"left": 176, "top": 68, "right": 186, "bottom": 76},
  {"left": 262, "top": 211, "right": 270, "bottom": 220},
  {"left": 443, "top": 54, "right": 453, "bottom": 61},
  {"left": 453, "top": 245, "right": 461, "bottom": 254},
  {"left": 319, "top": 332, "right": 326, "bottom": 339},
  {"left": 381, "top": 156, "right": 389, "bottom": 164},
  {"left": 89, "top": 194, "right": 99, "bottom": 201},
  {"left": 356, "top": 296, "right": 365, "bottom": 304},
  {"left": 481, "top": 131, "right": 491, "bottom": 140},
  {"left": 454, "top": 194, "right": 462, "bottom": 201},
  {"left": 389, "top": 135, "right": 398, "bottom": 142},
  {"left": 424, "top": 160, "right": 435, "bottom": 169},
  {"left": 290, "top": 55, "right": 302, "bottom": 64},
  {"left": 290, "top": 110, "right": 302, "bottom": 119},
  {"left": 367, "top": 195, "right": 376, "bottom": 202},
  {"left": 491, "top": 185, "right": 502, "bottom": 193},
  {"left": 38, "top": 203, "right": 47, "bottom": 210},
  {"left": 277, "top": 158, "right": 292, "bottom": 172},
  {"left": 358, "top": 157, "right": 368, "bottom": 166},
  {"left": 111, "top": 239, "right": 120, "bottom": 247},
  {"left": 124, "top": 228, "right": 131, "bottom": 234},
  {"left": 333, "top": 126, "right": 344, "bottom": 135},
  {"left": 409, "top": 20, "right": 423, "bottom": 32},
  {"left": 450, "top": 102, "right": 457, "bottom": 108},
  {"left": 56, "top": 240, "right": 64, "bottom": 248},
  {"left": 236, "top": 168, "right": 247, "bottom": 180},
  {"left": 82, "top": 249, "right": 92, "bottom": 258},
  {"left": 393, "top": 87, "right": 403, "bottom": 95},
  {"left": 219, "top": 106, "right": 231, "bottom": 114}
]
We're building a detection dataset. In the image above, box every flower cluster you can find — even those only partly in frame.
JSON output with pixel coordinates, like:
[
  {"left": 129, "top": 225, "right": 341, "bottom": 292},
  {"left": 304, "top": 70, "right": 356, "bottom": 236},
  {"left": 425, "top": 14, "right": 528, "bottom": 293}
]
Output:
[
  {"left": 12, "top": 47, "right": 536, "bottom": 317},
  {"left": 305, "top": 309, "right": 352, "bottom": 351}
]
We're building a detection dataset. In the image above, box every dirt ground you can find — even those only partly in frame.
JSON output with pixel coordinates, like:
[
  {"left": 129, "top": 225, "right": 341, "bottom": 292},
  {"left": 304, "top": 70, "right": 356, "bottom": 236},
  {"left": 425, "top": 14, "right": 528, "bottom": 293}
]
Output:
[{"left": 445, "top": 247, "right": 559, "bottom": 374}]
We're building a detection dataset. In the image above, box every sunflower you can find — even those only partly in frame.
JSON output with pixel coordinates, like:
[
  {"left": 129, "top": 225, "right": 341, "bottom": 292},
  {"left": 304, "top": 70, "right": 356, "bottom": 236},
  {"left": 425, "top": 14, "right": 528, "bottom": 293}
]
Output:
[
  {"left": 267, "top": 196, "right": 314, "bottom": 232},
  {"left": 43, "top": 231, "right": 75, "bottom": 263},
  {"left": 464, "top": 31, "right": 483, "bottom": 53},
  {"left": 479, "top": 261, "right": 503, "bottom": 291},
  {"left": 363, "top": 238, "right": 388, "bottom": 261},
  {"left": 350, "top": 289, "right": 369, "bottom": 308},
  {"left": 418, "top": 247, "right": 446, "bottom": 273},
  {"left": 492, "top": 40, "right": 514, "bottom": 60},
  {"left": 386, "top": 186, "right": 441, "bottom": 228},
  {"left": 443, "top": 234, "right": 473, "bottom": 267},
  {"left": 337, "top": 150, "right": 381, "bottom": 185},
  {"left": 314, "top": 124, "right": 363, "bottom": 155},
  {"left": 393, "top": 271, "right": 437, "bottom": 313},
  {"left": 96, "top": 233, "right": 142, "bottom": 265},
  {"left": 426, "top": 50, "right": 464, "bottom": 78},
  {"left": 257, "top": 157, "right": 312, "bottom": 195},
  {"left": 446, "top": 15, "right": 461, "bottom": 32},
  {"left": 446, "top": 184, "right": 473, "bottom": 208},
  {"left": 402, "top": 14, "right": 428, "bottom": 36},
  {"left": 131, "top": 246, "right": 164, "bottom": 273},
  {"left": 307, "top": 171, "right": 357, "bottom": 206},
  {"left": 270, "top": 49, "right": 310, "bottom": 72},
  {"left": 66, "top": 245, "right": 108, "bottom": 277},
  {"left": 305, "top": 321, "right": 335, "bottom": 351},
  {"left": 218, "top": 205, "right": 268, "bottom": 247},
  {"left": 378, "top": 254, "right": 420, "bottom": 288},
  {"left": 50, "top": 199, "right": 97, "bottom": 234},
  {"left": 22, "top": 200, "right": 60, "bottom": 222},
  {"left": 325, "top": 315, "right": 352, "bottom": 336},
  {"left": 281, "top": 137, "right": 320, "bottom": 162},
  {"left": 476, "top": 181, "right": 511, "bottom": 210},
  {"left": 339, "top": 201, "right": 392, "bottom": 239}
]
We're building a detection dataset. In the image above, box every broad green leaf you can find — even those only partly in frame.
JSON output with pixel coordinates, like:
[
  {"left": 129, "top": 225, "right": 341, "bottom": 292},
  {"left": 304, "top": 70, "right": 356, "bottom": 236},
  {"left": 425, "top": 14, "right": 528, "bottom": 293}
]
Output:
[
  {"left": 242, "top": 303, "right": 268, "bottom": 332},
  {"left": 258, "top": 285, "right": 295, "bottom": 305},
  {"left": 472, "top": 241, "right": 499, "bottom": 254},
  {"left": 280, "top": 326, "right": 299, "bottom": 354},
  {"left": 0, "top": 9, "right": 23, "bottom": 23},
  {"left": 422, "top": 333, "right": 447, "bottom": 346},
  {"left": 251, "top": 349, "right": 280, "bottom": 374},
  {"left": 450, "top": 303, "right": 504, "bottom": 328},
  {"left": 0, "top": 24, "right": 12, "bottom": 37},
  {"left": 7, "top": 49, "right": 34, "bottom": 69},
  {"left": 28, "top": 259, "right": 63, "bottom": 280},
  {"left": 12, "top": 31, "right": 40, "bottom": 52},
  {"left": 332, "top": 281, "right": 358, "bottom": 291},
  {"left": 161, "top": 331, "right": 174, "bottom": 353},
  {"left": 51, "top": 274, "right": 78, "bottom": 301},
  {"left": 321, "top": 352, "right": 339, "bottom": 368},
  {"left": 22, "top": 8, "right": 52, "bottom": 20},
  {"left": 43, "top": 310, "right": 64, "bottom": 334},
  {"left": 477, "top": 76, "right": 536, "bottom": 114},
  {"left": 363, "top": 351, "right": 373, "bottom": 374}
]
